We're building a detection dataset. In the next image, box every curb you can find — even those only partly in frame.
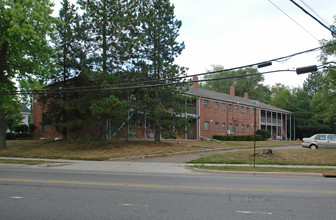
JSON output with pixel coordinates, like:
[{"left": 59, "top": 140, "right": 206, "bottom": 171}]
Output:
[{"left": 189, "top": 167, "right": 324, "bottom": 177}]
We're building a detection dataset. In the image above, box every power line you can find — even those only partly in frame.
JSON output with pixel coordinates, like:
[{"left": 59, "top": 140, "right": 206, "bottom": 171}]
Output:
[
  {"left": 0, "top": 69, "right": 297, "bottom": 95},
  {"left": 267, "top": 0, "right": 319, "bottom": 41},
  {"left": 1, "top": 42, "right": 334, "bottom": 96},
  {"left": 298, "top": 0, "right": 331, "bottom": 27},
  {"left": 289, "top": 0, "right": 336, "bottom": 37}
]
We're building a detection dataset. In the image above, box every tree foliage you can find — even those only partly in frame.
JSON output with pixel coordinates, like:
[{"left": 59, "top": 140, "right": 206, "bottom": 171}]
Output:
[
  {"left": 0, "top": 0, "right": 55, "bottom": 149},
  {"left": 131, "top": 0, "right": 190, "bottom": 144},
  {"left": 200, "top": 65, "right": 271, "bottom": 103}
]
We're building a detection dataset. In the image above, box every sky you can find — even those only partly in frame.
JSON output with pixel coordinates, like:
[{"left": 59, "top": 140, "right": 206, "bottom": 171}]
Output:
[{"left": 52, "top": 0, "right": 336, "bottom": 88}]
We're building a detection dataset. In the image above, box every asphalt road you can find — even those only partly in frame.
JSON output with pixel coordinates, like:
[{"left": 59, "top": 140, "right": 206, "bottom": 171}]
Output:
[{"left": 1, "top": 167, "right": 335, "bottom": 220}]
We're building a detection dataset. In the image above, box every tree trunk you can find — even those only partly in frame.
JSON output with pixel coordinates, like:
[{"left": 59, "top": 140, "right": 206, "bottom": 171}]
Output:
[
  {"left": 154, "top": 90, "right": 161, "bottom": 145},
  {"left": 0, "top": 42, "right": 9, "bottom": 150},
  {"left": 0, "top": 108, "right": 6, "bottom": 150}
]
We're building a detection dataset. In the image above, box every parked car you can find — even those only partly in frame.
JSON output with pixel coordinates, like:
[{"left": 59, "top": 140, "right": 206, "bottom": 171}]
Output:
[{"left": 301, "top": 134, "right": 336, "bottom": 149}]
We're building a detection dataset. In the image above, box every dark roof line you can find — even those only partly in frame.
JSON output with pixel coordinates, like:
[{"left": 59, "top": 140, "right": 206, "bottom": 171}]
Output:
[{"left": 186, "top": 87, "right": 293, "bottom": 114}]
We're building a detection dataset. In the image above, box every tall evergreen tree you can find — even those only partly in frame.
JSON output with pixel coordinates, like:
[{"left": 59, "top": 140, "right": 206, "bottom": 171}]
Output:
[
  {"left": 39, "top": 0, "right": 81, "bottom": 139},
  {"left": 132, "top": 0, "right": 190, "bottom": 144},
  {"left": 76, "top": 0, "right": 137, "bottom": 142},
  {"left": 0, "top": 0, "right": 55, "bottom": 149}
]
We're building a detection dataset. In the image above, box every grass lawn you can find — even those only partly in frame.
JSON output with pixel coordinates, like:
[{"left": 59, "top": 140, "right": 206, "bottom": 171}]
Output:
[
  {"left": 188, "top": 149, "right": 336, "bottom": 166},
  {"left": 0, "top": 139, "right": 299, "bottom": 161},
  {"left": 188, "top": 149, "right": 336, "bottom": 174}
]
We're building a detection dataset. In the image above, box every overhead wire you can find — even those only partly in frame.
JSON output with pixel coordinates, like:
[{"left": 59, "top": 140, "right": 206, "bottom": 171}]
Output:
[
  {"left": 1, "top": 69, "right": 297, "bottom": 95},
  {"left": 1, "top": 42, "right": 335, "bottom": 96},
  {"left": 267, "top": 0, "right": 319, "bottom": 41},
  {"left": 289, "top": 0, "right": 336, "bottom": 36},
  {"left": 298, "top": 0, "right": 331, "bottom": 27}
]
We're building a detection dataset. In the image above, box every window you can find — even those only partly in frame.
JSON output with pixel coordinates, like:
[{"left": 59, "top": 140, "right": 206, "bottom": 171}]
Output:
[
  {"left": 241, "top": 124, "right": 245, "bottom": 132},
  {"left": 246, "top": 107, "right": 250, "bottom": 113},
  {"left": 204, "top": 121, "right": 210, "bottom": 130},
  {"left": 229, "top": 104, "right": 232, "bottom": 112},
  {"left": 235, "top": 124, "right": 239, "bottom": 132},
  {"left": 316, "top": 135, "right": 326, "bottom": 140},
  {"left": 204, "top": 100, "right": 209, "bottom": 108},
  {"left": 328, "top": 134, "right": 336, "bottom": 141},
  {"left": 215, "top": 122, "right": 219, "bottom": 131},
  {"left": 222, "top": 103, "right": 226, "bottom": 110},
  {"left": 247, "top": 125, "right": 250, "bottom": 132},
  {"left": 228, "top": 124, "right": 232, "bottom": 132},
  {"left": 222, "top": 123, "right": 226, "bottom": 131},
  {"left": 215, "top": 102, "right": 219, "bottom": 110},
  {"left": 235, "top": 105, "right": 238, "bottom": 112},
  {"left": 241, "top": 106, "right": 244, "bottom": 113}
]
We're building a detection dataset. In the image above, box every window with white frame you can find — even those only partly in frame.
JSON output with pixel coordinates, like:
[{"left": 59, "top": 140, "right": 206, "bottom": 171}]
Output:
[
  {"left": 241, "top": 124, "right": 245, "bottom": 132},
  {"left": 235, "top": 124, "right": 239, "bottom": 132},
  {"left": 204, "top": 121, "right": 210, "bottom": 130},
  {"left": 247, "top": 125, "right": 250, "bottom": 132},
  {"left": 215, "top": 122, "right": 219, "bottom": 131},
  {"left": 204, "top": 100, "right": 209, "bottom": 108},
  {"left": 222, "top": 123, "right": 226, "bottom": 131},
  {"left": 215, "top": 102, "right": 219, "bottom": 110},
  {"left": 222, "top": 103, "right": 226, "bottom": 110}
]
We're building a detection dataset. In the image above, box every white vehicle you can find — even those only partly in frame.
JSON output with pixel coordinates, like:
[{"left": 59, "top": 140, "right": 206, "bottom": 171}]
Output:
[{"left": 301, "top": 134, "right": 336, "bottom": 149}]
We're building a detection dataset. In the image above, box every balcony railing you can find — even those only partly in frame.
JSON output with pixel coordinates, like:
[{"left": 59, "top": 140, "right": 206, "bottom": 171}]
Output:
[{"left": 261, "top": 117, "right": 282, "bottom": 126}]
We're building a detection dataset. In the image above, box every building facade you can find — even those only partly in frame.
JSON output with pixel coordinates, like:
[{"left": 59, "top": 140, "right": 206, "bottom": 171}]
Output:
[
  {"left": 181, "top": 77, "right": 294, "bottom": 140},
  {"left": 33, "top": 77, "right": 294, "bottom": 140}
]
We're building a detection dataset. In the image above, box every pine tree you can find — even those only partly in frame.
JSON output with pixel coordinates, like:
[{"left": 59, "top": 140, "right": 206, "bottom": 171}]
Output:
[
  {"left": 76, "top": 0, "right": 137, "bottom": 142},
  {"left": 40, "top": 0, "right": 84, "bottom": 138},
  {"left": 132, "top": 0, "right": 190, "bottom": 144}
]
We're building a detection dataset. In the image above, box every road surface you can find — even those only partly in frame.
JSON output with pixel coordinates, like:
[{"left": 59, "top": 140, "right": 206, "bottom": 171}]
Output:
[{"left": 1, "top": 166, "right": 335, "bottom": 220}]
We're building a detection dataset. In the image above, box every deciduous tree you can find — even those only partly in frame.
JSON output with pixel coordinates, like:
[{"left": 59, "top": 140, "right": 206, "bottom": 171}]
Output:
[{"left": 0, "top": 0, "right": 55, "bottom": 149}]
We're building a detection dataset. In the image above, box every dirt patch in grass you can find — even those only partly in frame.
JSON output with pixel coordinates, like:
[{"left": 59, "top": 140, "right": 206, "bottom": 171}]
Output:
[{"left": 189, "top": 149, "right": 336, "bottom": 166}]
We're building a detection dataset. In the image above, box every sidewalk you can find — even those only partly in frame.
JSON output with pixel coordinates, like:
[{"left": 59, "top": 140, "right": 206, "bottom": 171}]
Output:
[
  {"left": 1, "top": 156, "right": 336, "bottom": 176},
  {"left": 0, "top": 157, "right": 195, "bottom": 174}
]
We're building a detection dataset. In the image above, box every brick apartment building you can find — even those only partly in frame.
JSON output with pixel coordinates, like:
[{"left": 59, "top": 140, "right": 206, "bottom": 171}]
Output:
[
  {"left": 33, "top": 76, "right": 294, "bottom": 140},
  {"left": 183, "top": 76, "right": 294, "bottom": 140}
]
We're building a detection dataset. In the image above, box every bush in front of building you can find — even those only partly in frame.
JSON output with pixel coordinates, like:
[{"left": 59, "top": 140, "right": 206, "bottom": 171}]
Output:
[
  {"left": 256, "top": 129, "right": 271, "bottom": 141},
  {"left": 6, "top": 132, "right": 17, "bottom": 140},
  {"left": 213, "top": 134, "right": 262, "bottom": 141},
  {"left": 6, "top": 124, "right": 36, "bottom": 140}
]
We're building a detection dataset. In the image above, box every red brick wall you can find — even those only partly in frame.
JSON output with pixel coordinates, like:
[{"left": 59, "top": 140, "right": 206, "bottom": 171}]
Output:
[{"left": 199, "top": 98, "right": 260, "bottom": 139}]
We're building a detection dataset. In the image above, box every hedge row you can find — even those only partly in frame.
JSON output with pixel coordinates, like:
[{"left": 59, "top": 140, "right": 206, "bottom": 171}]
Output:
[
  {"left": 213, "top": 134, "right": 262, "bottom": 141},
  {"left": 6, "top": 132, "right": 33, "bottom": 140}
]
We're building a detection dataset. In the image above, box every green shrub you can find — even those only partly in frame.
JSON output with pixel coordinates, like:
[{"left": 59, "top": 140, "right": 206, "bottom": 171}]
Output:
[
  {"left": 6, "top": 132, "right": 16, "bottom": 140},
  {"left": 213, "top": 134, "right": 263, "bottom": 141},
  {"left": 256, "top": 129, "right": 271, "bottom": 141}
]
